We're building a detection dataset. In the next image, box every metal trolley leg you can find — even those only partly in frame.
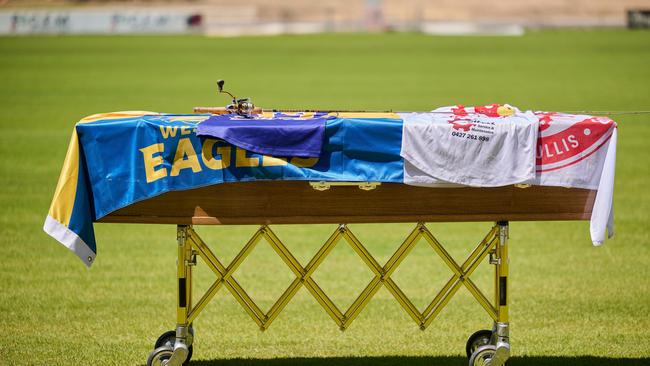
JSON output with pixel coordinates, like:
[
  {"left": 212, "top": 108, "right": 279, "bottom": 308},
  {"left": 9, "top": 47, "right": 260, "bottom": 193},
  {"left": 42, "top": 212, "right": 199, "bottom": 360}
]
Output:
[
  {"left": 493, "top": 221, "right": 511, "bottom": 365},
  {"left": 467, "top": 221, "right": 511, "bottom": 366},
  {"left": 147, "top": 225, "right": 194, "bottom": 366}
]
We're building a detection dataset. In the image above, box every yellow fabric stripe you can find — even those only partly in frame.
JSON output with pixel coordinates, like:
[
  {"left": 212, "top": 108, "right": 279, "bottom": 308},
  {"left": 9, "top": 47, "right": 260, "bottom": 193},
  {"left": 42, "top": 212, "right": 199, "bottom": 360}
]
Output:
[
  {"left": 79, "top": 111, "right": 159, "bottom": 123},
  {"left": 48, "top": 130, "right": 80, "bottom": 226},
  {"left": 167, "top": 116, "right": 210, "bottom": 123},
  {"left": 80, "top": 111, "right": 400, "bottom": 122}
]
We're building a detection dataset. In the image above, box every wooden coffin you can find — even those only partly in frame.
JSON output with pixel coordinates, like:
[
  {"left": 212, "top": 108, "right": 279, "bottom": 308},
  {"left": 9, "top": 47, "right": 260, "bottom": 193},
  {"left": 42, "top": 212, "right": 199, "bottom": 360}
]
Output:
[{"left": 99, "top": 182, "right": 596, "bottom": 225}]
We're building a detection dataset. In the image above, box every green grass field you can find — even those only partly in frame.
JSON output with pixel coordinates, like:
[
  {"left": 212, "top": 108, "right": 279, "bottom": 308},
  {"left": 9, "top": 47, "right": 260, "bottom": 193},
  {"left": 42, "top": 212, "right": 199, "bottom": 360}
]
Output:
[{"left": 1, "top": 30, "right": 649, "bottom": 365}]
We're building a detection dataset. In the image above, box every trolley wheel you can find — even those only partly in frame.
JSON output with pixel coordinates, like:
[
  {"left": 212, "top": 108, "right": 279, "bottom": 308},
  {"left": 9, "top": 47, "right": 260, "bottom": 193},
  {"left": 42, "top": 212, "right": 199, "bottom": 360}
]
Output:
[
  {"left": 147, "top": 346, "right": 173, "bottom": 366},
  {"left": 465, "top": 329, "right": 493, "bottom": 358},
  {"left": 154, "top": 330, "right": 193, "bottom": 364},
  {"left": 468, "top": 345, "right": 496, "bottom": 366}
]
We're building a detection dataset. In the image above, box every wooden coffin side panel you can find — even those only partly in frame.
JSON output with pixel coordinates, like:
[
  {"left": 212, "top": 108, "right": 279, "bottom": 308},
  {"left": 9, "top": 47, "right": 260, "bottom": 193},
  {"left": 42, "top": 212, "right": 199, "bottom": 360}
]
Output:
[{"left": 99, "top": 182, "right": 596, "bottom": 225}]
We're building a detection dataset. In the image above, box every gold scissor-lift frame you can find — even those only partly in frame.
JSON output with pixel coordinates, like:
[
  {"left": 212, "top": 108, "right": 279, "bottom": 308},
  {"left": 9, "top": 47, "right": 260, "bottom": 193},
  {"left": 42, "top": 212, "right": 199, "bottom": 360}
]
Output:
[{"left": 148, "top": 221, "right": 511, "bottom": 366}]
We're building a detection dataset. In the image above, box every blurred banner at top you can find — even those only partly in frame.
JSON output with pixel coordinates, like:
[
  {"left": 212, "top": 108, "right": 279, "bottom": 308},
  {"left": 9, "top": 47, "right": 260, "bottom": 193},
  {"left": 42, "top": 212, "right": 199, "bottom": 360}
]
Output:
[
  {"left": 1, "top": 0, "right": 649, "bottom": 36},
  {"left": 0, "top": 10, "right": 203, "bottom": 34}
]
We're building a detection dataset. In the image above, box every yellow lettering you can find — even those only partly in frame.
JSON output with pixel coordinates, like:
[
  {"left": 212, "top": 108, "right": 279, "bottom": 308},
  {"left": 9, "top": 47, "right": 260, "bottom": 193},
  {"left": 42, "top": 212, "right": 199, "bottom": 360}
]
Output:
[
  {"left": 262, "top": 156, "right": 288, "bottom": 166},
  {"left": 290, "top": 157, "right": 319, "bottom": 168},
  {"left": 159, "top": 126, "right": 178, "bottom": 139},
  {"left": 201, "top": 139, "right": 231, "bottom": 170},
  {"left": 139, "top": 143, "right": 168, "bottom": 183},
  {"left": 181, "top": 126, "right": 193, "bottom": 135},
  {"left": 235, "top": 148, "right": 259, "bottom": 167},
  {"left": 170, "top": 138, "right": 202, "bottom": 176}
]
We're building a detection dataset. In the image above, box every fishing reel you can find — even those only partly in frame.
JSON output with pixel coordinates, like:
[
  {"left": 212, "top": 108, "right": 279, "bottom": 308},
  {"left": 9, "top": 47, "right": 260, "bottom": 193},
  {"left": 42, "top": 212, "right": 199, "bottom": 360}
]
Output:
[{"left": 217, "top": 79, "right": 255, "bottom": 117}]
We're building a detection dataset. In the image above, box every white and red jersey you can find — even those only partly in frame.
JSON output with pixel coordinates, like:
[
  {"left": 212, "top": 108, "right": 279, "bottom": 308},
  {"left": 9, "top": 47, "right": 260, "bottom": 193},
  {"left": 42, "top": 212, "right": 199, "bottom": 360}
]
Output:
[{"left": 400, "top": 105, "right": 617, "bottom": 246}]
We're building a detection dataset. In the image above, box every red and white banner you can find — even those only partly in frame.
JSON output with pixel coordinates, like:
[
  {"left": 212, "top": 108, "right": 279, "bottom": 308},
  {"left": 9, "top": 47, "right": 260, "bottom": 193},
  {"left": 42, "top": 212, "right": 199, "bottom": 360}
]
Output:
[{"left": 533, "top": 112, "right": 616, "bottom": 246}]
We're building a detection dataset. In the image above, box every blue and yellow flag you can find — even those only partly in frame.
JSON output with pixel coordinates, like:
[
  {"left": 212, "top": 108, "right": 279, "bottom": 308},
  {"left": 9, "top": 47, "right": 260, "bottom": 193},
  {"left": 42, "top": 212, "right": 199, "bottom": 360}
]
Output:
[{"left": 44, "top": 111, "right": 404, "bottom": 267}]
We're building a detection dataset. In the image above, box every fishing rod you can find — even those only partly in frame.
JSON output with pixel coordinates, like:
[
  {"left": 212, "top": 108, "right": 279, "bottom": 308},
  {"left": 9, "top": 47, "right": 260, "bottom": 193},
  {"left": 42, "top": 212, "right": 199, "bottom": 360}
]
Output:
[
  {"left": 192, "top": 107, "right": 396, "bottom": 115},
  {"left": 194, "top": 79, "right": 399, "bottom": 115},
  {"left": 193, "top": 80, "right": 650, "bottom": 117}
]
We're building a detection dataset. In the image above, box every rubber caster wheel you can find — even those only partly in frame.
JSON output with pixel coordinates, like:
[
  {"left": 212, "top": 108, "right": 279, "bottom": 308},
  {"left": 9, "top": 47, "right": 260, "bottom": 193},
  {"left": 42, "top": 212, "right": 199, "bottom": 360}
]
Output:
[
  {"left": 468, "top": 345, "right": 496, "bottom": 366},
  {"left": 466, "top": 329, "right": 493, "bottom": 358},
  {"left": 147, "top": 346, "right": 173, "bottom": 366},
  {"left": 154, "top": 330, "right": 193, "bottom": 364}
]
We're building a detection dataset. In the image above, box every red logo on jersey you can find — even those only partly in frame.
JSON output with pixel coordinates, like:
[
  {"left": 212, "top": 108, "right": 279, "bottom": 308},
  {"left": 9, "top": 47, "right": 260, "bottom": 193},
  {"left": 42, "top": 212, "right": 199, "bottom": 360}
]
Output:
[
  {"left": 451, "top": 105, "right": 469, "bottom": 116},
  {"left": 475, "top": 104, "right": 501, "bottom": 117},
  {"left": 449, "top": 120, "right": 474, "bottom": 131},
  {"left": 447, "top": 105, "right": 475, "bottom": 131},
  {"left": 536, "top": 112, "right": 556, "bottom": 132},
  {"left": 536, "top": 116, "right": 615, "bottom": 172}
]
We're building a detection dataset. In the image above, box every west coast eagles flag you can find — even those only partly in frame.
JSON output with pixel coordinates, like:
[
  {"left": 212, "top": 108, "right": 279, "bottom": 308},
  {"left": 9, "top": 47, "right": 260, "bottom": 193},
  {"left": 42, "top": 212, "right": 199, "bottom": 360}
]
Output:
[
  {"left": 45, "top": 106, "right": 617, "bottom": 267},
  {"left": 44, "top": 111, "right": 405, "bottom": 267}
]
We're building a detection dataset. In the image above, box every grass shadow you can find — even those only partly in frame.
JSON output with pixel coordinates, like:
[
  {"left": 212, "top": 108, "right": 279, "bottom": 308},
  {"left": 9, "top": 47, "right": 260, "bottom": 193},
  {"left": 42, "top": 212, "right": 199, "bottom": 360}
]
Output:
[{"left": 184, "top": 356, "right": 650, "bottom": 366}]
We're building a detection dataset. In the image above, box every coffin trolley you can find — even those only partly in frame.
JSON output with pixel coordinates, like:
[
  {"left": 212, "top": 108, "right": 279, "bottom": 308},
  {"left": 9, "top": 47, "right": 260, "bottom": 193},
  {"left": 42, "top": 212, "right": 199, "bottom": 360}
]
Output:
[{"left": 44, "top": 83, "right": 617, "bottom": 366}]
